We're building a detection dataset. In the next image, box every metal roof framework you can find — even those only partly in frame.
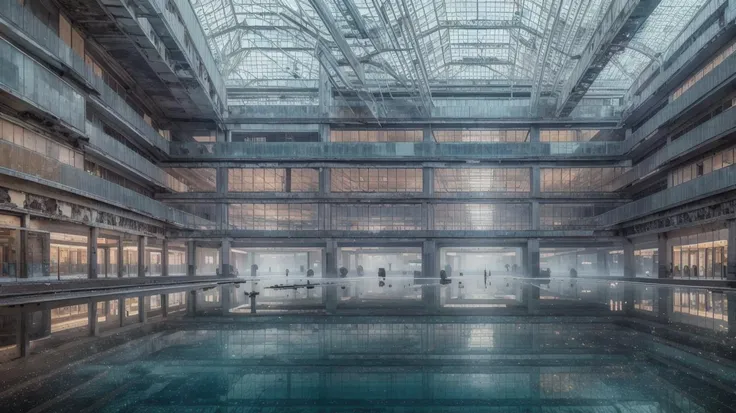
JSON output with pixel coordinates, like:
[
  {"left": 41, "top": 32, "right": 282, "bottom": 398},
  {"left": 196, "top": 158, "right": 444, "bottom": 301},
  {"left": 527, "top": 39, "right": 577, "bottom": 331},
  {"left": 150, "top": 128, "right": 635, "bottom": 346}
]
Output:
[{"left": 190, "top": 0, "right": 709, "bottom": 115}]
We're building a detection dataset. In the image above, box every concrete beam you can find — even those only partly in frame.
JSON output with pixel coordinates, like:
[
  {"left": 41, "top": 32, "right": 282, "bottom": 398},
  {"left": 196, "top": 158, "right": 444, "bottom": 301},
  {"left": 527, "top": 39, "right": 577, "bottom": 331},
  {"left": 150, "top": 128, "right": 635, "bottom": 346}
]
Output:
[{"left": 556, "top": 0, "right": 663, "bottom": 117}]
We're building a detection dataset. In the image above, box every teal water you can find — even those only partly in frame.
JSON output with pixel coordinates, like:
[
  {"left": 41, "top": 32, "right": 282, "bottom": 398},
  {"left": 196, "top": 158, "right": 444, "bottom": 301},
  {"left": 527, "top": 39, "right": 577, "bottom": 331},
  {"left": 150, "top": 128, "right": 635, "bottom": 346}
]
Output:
[{"left": 4, "top": 320, "right": 736, "bottom": 412}]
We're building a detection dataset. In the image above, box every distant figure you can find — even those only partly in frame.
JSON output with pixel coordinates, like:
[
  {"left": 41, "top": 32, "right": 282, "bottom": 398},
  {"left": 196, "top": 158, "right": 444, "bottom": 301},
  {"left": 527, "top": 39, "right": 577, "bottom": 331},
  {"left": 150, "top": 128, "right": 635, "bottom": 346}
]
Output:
[
  {"left": 307, "top": 269, "right": 314, "bottom": 277},
  {"left": 285, "top": 269, "right": 289, "bottom": 277},
  {"left": 440, "top": 269, "right": 451, "bottom": 285},
  {"left": 357, "top": 265, "right": 364, "bottom": 277},
  {"left": 339, "top": 267, "right": 348, "bottom": 278},
  {"left": 505, "top": 264, "right": 510, "bottom": 272},
  {"left": 569, "top": 268, "right": 578, "bottom": 278}
]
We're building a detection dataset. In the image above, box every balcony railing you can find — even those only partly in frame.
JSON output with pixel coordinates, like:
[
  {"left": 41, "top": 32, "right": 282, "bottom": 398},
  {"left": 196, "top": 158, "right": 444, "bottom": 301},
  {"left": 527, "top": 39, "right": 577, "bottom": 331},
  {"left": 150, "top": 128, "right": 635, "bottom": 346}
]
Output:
[
  {"left": 597, "top": 164, "right": 736, "bottom": 227},
  {"left": 0, "top": 38, "right": 85, "bottom": 131},
  {"left": 0, "top": 0, "right": 171, "bottom": 155},
  {"left": 168, "top": 141, "right": 625, "bottom": 161},
  {"left": 0, "top": 140, "right": 214, "bottom": 229},
  {"left": 85, "top": 122, "right": 183, "bottom": 191}
]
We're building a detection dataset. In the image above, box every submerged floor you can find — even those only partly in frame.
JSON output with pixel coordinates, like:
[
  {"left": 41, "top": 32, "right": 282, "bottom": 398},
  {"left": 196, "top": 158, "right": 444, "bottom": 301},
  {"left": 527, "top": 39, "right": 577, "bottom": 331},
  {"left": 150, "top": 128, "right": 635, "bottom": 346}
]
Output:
[{"left": 2, "top": 317, "right": 735, "bottom": 413}]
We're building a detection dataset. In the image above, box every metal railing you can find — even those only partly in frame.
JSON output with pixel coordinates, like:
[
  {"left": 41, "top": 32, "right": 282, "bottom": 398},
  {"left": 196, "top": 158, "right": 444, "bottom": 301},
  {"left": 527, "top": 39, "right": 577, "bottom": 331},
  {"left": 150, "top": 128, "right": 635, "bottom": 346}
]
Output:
[
  {"left": 598, "top": 164, "right": 736, "bottom": 227},
  {"left": 85, "top": 122, "right": 183, "bottom": 190},
  {"left": 623, "top": 53, "right": 736, "bottom": 152},
  {"left": 168, "top": 141, "right": 625, "bottom": 160},
  {"left": 611, "top": 105, "right": 736, "bottom": 190},
  {"left": 0, "top": 38, "right": 85, "bottom": 131},
  {"left": 0, "top": 0, "right": 171, "bottom": 154},
  {"left": 0, "top": 140, "right": 214, "bottom": 229}
]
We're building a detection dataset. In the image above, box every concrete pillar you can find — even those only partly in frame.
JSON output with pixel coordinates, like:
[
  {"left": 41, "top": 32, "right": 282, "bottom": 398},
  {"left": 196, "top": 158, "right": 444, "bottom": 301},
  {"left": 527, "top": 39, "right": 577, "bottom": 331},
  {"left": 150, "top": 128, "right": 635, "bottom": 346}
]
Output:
[
  {"left": 341, "top": 250, "right": 351, "bottom": 272},
  {"left": 531, "top": 167, "right": 540, "bottom": 198},
  {"left": 138, "top": 296, "right": 147, "bottom": 323},
  {"left": 522, "top": 246, "right": 529, "bottom": 275},
  {"left": 597, "top": 250, "right": 609, "bottom": 276},
  {"left": 623, "top": 239, "right": 635, "bottom": 278},
  {"left": 88, "top": 227, "right": 99, "bottom": 279},
  {"left": 103, "top": 247, "right": 110, "bottom": 277},
  {"left": 161, "top": 294, "right": 169, "bottom": 318},
  {"left": 117, "top": 237, "right": 124, "bottom": 278},
  {"left": 657, "top": 233, "right": 669, "bottom": 279},
  {"left": 530, "top": 201, "right": 540, "bottom": 230},
  {"left": 423, "top": 167, "right": 434, "bottom": 196},
  {"left": 527, "top": 239, "right": 540, "bottom": 278},
  {"left": 187, "top": 240, "right": 196, "bottom": 276},
  {"left": 220, "top": 239, "right": 231, "bottom": 277},
  {"left": 727, "top": 220, "right": 736, "bottom": 281},
  {"left": 323, "top": 240, "right": 338, "bottom": 312},
  {"left": 19, "top": 214, "right": 30, "bottom": 278},
  {"left": 318, "top": 66, "right": 332, "bottom": 135},
  {"left": 161, "top": 239, "right": 169, "bottom": 277},
  {"left": 529, "top": 126, "right": 540, "bottom": 142},
  {"left": 422, "top": 240, "right": 438, "bottom": 279},
  {"left": 221, "top": 285, "right": 233, "bottom": 314},
  {"left": 249, "top": 252, "right": 257, "bottom": 277},
  {"left": 88, "top": 300, "right": 99, "bottom": 336},
  {"left": 285, "top": 168, "right": 292, "bottom": 192},
  {"left": 423, "top": 126, "right": 433, "bottom": 142},
  {"left": 137, "top": 236, "right": 147, "bottom": 277}
]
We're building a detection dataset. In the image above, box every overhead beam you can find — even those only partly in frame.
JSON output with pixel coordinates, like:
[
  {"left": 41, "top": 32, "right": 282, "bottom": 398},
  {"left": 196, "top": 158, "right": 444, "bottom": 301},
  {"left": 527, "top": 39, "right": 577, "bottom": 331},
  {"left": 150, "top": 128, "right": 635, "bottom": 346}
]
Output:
[
  {"left": 556, "top": 0, "right": 663, "bottom": 117},
  {"left": 308, "top": 0, "right": 366, "bottom": 84}
]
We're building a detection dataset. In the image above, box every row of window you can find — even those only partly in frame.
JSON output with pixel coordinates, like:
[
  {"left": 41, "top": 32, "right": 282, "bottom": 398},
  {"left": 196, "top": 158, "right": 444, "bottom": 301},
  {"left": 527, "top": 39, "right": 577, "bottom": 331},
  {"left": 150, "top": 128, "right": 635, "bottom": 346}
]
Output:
[
  {"left": 672, "top": 39, "right": 736, "bottom": 101},
  {"left": 186, "top": 168, "right": 628, "bottom": 193},
  {"left": 669, "top": 144, "right": 736, "bottom": 187},
  {"left": 0, "top": 119, "right": 83, "bottom": 168},
  {"left": 328, "top": 129, "right": 602, "bottom": 143}
]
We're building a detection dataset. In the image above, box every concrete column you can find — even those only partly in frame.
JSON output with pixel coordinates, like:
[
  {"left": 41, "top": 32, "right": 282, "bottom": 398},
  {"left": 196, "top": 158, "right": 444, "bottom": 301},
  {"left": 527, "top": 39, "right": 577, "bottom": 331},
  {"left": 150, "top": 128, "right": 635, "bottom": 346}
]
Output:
[
  {"left": 221, "top": 285, "right": 233, "bottom": 314},
  {"left": 597, "top": 250, "right": 609, "bottom": 276},
  {"left": 161, "top": 239, "right": 169, "bottom": 277},
  {"left": 623, "top": 239, "right": 635, "bottom": 278},
  {"left": 117, "top": 237, "right": 124, "bottom": 278},
  {"left": 103, "top": 247, "right": 110, "bottom": 277},
  {"left": 88, "top": 300, "right": 99, "bottom": 336},
  {"left": 138, "top": 296, "right": 147, "bottom": 323},
  {"left": 530, "top": 201, "right": 540, "bottom": 230},
  {"left": 423, "top": 167, "right": 434, "bottom": 196},
  {"left": 187, "top": 240, "right": 196, "bottom": 276},
  {"left": 521, "top": 246, "right": 529, "bottom": 275},
  {"left": 249, "top": 252, "right": 257, "bottom": 277},
  {"left": 422, "top": 240, "right": 438, "bottom": 279},
  {"left": 137, "top": 236, "right": 147, "bottom": 277},
  {"left": 220, "top": 239, "right": 231, "bottom": 277},
  {"left": 527, "top": 239, "right": 540, "bottom": 278},
  {"left": 285, "top": 168, "right": 292, "bottom": 192},
  {"left": 529, "top": 126, "right": 540, "bottom": 142},
  {"left": 318, "top": 66, "right": 332, "bottom": 131},
  {"left": 657, "top": 233, "right": 669, "bottom": 279},
  {"left": 226, "top": 130, "right": 232, "bottom": 142},
  {"left": 323, "top": 240, "right": 338, "bottom": 312},
  {"left": 19, "top": 214, "right": 30, "bottom": 278},
  {"left": 727, "top": 220, "right": 736, "bottom": 281},
  {"left": 530, "top": 166, "right": 541, "bottom": 198},
  {"left": 423, "top": 126, "right": 433, "bottom": 142},
  {"left": 88, "top": 227, "right": 99, "bottom": 279}
]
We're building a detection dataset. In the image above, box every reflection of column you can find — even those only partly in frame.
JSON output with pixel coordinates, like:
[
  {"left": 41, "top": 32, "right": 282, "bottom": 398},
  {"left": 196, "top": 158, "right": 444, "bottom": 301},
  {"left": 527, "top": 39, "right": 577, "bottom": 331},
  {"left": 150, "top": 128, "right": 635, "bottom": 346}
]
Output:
[
  {"left": 103, "top": 247, "right": 110, "bottom": 277},
  {"left": 138, "top": 296, "right": 147, "bottom": 323},
  {"left": 597, "top": 250, "right": 609, "bottom": 276},
  {"left": 88, "top": 300, "right": 99, "bottom": 336},
  {"left": 18, "top": 312, "right": 29, "bottom": 357},
  {"left": 728, "top": 220, "right": 736, "bottom": 281},
  {"left": 657, "top": 233, "right": 669, "bottom": 278},
  {"left": 88, "top": 227, "right": 99, "bottom": 279},
  {"left": 162, "top": 239, "right": 169, "bottom": 277},
  {"left": 187, "top": 240, "right": 196, "bottom": 277},
  {"left": 323, "top": 240, "right": 338, "bottom": 312},
  {"left": 137, "top": 236, "right": 147, "bottom": 277},
  {"left": 623, "top": 238, "right": 635, "bottom": 278}
]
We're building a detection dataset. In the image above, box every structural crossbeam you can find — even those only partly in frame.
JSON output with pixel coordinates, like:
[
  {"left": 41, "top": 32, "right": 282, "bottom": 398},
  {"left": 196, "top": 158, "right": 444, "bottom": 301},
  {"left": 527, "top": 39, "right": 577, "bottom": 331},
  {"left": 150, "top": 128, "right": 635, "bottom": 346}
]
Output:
[{"left": 556, "top": 0, "right": 663, "bottom": 117}]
